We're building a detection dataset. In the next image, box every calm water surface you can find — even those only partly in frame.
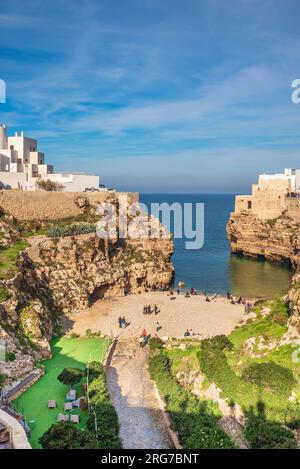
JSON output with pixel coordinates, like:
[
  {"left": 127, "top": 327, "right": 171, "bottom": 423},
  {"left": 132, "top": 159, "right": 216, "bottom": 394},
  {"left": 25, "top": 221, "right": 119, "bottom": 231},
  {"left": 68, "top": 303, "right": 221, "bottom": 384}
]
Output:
[{"left": 140, "top": 194, "right": 292, "bottom": 298}]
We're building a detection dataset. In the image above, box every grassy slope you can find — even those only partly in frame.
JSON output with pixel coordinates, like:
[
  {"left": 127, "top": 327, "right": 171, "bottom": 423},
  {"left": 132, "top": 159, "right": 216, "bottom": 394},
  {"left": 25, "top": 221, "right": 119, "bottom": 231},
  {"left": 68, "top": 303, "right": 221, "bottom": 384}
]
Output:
[
  {"left": 166, "top": 299, "right": 300, "bottom": 427},
  {"left": 0, "top": 240, "right": 29, "bottom": 280},
  {"left": 148, "top": 340, "right": 235, "bottom": 449},
  {"left": 14, "top": 337, "right": 110, "bottom": 449}
]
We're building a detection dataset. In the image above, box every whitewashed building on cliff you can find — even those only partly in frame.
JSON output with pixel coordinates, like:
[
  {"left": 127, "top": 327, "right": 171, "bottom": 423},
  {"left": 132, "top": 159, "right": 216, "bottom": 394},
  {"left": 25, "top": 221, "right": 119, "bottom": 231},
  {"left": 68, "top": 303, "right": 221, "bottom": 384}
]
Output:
[
  {"left": 0, "top": 124, "right": 99, "bottom": 192},
  {"left": 235, "top": 168, "right": 300, "bottom": 220}
]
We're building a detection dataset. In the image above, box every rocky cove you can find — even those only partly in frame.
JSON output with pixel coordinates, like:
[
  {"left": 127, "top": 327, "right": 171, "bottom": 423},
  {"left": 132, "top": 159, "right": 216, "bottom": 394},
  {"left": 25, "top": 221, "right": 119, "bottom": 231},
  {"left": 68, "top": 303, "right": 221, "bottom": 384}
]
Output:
[
  {"left": 0, "top": 192, "right": 173, "bottom": 382},
  {"left": 226, "top": 210, "right": 300, "bottom": 329},
  {"left": 0, "top": 191, "right": 300, "bottom": 450}
]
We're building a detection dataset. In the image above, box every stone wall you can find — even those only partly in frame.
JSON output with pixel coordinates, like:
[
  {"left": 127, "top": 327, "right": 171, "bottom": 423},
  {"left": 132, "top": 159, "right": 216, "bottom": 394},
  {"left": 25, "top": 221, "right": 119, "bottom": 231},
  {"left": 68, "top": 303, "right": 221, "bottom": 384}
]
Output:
[
  {"left": 286, "top": 198, "right": 300, "bottom": 221},
  {"left": 234, "top": 195, "right": 252, "bottom": 212},
  {"left": 234, "top": 179, "right": 294, "bottom": 221},
  {"left": 2, "top": 369, "right": 44, "bottom": 402},
  {"left": 0, "top": 408, "right": 31, "bottom": 449},
  {"left": 251, "top": 183, "right": 287, "bottom": 220},
  {"left": 0, "top": 190, "right": 138, "bottom": 220}
]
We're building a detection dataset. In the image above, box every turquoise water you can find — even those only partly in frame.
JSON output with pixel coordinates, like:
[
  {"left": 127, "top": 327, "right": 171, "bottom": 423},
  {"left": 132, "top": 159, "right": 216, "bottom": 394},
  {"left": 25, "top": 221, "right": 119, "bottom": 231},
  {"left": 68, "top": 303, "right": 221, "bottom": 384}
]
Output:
[{"left": 140, "top": 194, "right": 292, "bottom": 298}]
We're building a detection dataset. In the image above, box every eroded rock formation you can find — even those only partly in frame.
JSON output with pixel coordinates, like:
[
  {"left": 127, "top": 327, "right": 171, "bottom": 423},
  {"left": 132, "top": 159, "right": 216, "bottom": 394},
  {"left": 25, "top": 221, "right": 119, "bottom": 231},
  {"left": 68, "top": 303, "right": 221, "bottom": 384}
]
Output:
[
  {"left": 226, "top": 211, "right": 300, "bottom": 264},
  {"left": 0, "top": 194, "right": 173, "bottom": 381},
  {"left": 227, "top": 210, "right": 300, "bottom": 325},
  {"left": 0, "top": 230, "right": 173, "bottom": 380}
]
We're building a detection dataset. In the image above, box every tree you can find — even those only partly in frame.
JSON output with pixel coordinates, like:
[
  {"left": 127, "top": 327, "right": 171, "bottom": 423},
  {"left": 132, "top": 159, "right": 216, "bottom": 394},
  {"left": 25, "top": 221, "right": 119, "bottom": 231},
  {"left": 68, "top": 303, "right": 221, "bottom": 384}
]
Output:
[
  {"left": 39, "top": 421, "right": 98, "bottom": 449},
  {"left": 57, "top": 367, "right": 84, "bottom": 386},
  {"left": 36, "top": 179, "right": 64, "bottom": 192}
]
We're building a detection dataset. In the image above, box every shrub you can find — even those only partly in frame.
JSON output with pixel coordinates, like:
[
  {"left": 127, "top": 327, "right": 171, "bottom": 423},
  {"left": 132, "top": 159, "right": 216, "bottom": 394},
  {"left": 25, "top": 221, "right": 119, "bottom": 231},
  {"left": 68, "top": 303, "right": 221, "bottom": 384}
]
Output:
[
  {"left": 69, "top": 332, "right": 80, "bottom": 339},
  {"left": 199, "top": 334, "right": 298, "bottom": 425},
  {"left": 36, "top": 179, "right": 64, "bottom": 192},
  {"left": 149, "top": 337, "right": 163, "bottom": 351},
  {"left": 270, "top": 299, "right": 291, "bottom": 325},
  {"left": 88, "top": 361, "right": 103, "bottom": 381},
  {"left": 57, "top": 367, "right": 85, "bottom": 386},
  {"left": 39, "top": 421, "right": 98, "bottom": 449},
  {"left": 241, "top": 362, "right": 295, "bottom": 397},
  {"left": 0, "top": 284, "right": 11, "bottom": 301},
  {"left": 201, "top": 335, "right": 233, "bottom": 352},
  {"left": 5, "top": 351, "right": 16, "bottom": 361},
  {"left": 148, "top": 347, "right": 235, "bottom": 449},
  {"left": 0, "top": 373, "right": 7, "bottom": 387},
  {"left": 85, "top": 329, "right": 101, "bottom": 338},
  {"left": 48, "top": 223, "right": 96, "bottom": 238},
  {"left": 244, "top": 408, "right": 297, "bottom": 449},
  {"left": 87, "top": 361, "right": 122, "bottom": 448}
]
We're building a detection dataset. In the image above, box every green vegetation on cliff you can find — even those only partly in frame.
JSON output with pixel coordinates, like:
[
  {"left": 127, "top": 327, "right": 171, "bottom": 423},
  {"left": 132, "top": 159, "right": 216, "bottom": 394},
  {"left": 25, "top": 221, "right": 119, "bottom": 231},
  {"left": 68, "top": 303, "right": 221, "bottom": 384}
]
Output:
[
  {"left": 0, "top": 239, "right": 28, "bottom": 279},
  {"left": 148, "top": 338, "right": 235, "bottom": 449},
  {"left": 86, "top": 361, "right": 122, "bottom": 448},
  {"left": 47, "top": 222, "right": 96, "bottom": 238},
  {"left": 162, "top": 299, "right": 299, "bottom": 448}
]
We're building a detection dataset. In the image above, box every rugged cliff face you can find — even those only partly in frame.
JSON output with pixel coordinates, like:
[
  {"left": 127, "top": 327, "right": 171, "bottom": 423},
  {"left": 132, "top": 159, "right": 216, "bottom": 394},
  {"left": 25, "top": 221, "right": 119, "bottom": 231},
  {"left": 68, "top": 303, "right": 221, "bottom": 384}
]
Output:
[
  {"left": 226, "top": 211, "right": 300, "bottom": 265},
  {"left": 227, "top": 211, "right": 300, "bottom": 323},
  {"left": 0, "top": 197, "right": 173, "bottom": 381},
  {"left": 21, "top": 232, "right": 174, "bottom": 314}
]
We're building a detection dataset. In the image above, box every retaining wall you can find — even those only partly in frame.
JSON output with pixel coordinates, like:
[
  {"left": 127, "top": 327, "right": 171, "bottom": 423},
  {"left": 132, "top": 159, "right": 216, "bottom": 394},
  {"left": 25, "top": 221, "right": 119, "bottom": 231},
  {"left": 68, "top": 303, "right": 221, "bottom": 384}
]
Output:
[{"left": 0, "top": 190, "right": 138, "bottom": 220}]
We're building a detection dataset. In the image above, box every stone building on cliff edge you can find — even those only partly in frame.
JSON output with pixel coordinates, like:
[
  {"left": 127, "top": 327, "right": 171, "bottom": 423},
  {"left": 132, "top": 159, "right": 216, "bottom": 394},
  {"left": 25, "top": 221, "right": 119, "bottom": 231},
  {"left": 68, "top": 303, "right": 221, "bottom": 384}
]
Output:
[
  {"left": 234, "top": 168, "right": 300, "bottom": 221},
  {"left": 0, "top": 124, "right": 99, "bottom": 192}
]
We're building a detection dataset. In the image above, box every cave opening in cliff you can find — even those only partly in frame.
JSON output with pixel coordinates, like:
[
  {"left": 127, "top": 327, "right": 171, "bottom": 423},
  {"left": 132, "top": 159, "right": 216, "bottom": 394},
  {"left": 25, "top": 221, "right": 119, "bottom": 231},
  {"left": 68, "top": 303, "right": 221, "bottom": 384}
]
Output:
[{"left": 89, "top": 285, "right": 111, "bottom": 305}]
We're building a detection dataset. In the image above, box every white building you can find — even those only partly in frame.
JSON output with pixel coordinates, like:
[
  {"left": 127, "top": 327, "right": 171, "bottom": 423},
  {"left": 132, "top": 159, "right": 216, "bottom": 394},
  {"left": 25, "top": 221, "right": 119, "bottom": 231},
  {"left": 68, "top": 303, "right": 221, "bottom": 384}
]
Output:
[
  {"left": 259, "top": 168, "right": 300, "bottom": 192},
  {"left": 0, "top": 124, "right": 100, "bottom": 192}
]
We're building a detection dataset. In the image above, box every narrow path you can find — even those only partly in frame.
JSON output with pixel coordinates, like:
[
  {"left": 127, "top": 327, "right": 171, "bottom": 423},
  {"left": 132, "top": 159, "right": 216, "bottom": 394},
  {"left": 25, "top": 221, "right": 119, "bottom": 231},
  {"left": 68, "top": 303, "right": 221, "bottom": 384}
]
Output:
[{"left": 106, "top": 337, "right": 174, "bottom": 449}]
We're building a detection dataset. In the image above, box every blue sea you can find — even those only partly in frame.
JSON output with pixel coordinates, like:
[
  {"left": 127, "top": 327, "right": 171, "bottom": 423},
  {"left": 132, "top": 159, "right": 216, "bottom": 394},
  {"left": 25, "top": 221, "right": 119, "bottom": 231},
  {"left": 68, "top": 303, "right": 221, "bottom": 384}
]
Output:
[{"left": 140, "top": 194, "right": 292, "bottom": 298}]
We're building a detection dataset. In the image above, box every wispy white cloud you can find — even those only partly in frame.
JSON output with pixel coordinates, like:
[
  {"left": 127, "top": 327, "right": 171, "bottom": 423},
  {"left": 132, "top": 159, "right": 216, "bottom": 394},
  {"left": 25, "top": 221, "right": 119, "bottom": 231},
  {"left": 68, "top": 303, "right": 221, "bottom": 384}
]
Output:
[{"left": 1, "top": 0, "right": 300, "bottom": 191}]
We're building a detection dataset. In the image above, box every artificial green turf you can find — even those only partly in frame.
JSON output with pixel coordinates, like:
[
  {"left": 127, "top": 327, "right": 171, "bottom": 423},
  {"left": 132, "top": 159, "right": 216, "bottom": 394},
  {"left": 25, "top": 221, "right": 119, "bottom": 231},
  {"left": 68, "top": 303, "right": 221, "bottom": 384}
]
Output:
[{"left": 14, "top": 336, "right": 110, "bottom": 449}]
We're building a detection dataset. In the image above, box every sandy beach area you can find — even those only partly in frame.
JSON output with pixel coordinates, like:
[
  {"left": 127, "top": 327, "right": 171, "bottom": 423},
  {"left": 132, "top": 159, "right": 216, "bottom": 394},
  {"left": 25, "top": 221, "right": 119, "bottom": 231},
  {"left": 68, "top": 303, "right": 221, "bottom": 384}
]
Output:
[{"left": 65, "top": 292, "right": 246, "bottom": 339}]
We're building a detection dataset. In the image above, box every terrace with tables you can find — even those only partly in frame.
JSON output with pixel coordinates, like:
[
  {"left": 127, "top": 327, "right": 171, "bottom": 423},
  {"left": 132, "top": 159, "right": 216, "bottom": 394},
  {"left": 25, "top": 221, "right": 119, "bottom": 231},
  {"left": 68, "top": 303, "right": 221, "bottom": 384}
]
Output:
[{"left": 13, "top": 336, "right": 109, "bottom": 449}]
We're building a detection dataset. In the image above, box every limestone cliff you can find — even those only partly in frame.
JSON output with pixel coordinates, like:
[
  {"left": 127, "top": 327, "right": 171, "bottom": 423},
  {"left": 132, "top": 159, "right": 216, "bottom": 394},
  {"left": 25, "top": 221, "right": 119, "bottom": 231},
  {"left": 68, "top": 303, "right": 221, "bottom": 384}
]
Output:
[
  {"left": 226, "top": 210, "right": 300, "bottom": 325},
  {"left": 0, "top": 232, "right": 173, "bottom": 378},
  {"left": 0, "top": 194, "right": 173, "bottom": 382},
  {"left": 226, "top": 211, "right": 300, "bottom": 265},
  {"left": 21, "top": 232, "right": 174, "bottom": 314}
]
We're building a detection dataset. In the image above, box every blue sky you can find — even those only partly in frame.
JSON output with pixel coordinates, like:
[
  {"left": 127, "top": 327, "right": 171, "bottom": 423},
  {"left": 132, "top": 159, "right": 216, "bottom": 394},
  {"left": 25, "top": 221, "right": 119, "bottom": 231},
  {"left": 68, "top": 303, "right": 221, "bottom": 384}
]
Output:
[{"left": 0, "top": 0, "right": 300, "bottom": 193}]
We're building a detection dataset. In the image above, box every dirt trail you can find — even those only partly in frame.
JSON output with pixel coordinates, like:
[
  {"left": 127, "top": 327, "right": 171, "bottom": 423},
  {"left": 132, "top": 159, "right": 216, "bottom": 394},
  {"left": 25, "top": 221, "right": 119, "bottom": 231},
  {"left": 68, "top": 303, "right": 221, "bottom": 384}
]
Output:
[{"left": 106, "top": 337, "right": 174, "bottom": 449}]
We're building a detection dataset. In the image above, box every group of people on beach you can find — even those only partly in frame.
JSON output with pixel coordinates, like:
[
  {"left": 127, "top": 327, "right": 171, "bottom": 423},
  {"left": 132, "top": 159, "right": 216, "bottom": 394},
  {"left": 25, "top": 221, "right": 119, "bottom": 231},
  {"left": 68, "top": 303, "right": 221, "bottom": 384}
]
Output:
[
  {"left": 118, "top": 316, "right": 130, "bottom": 329},
  {"left": 226, "top": 291, "right": 253, "bottom": 311},
  {"left": 143, "top": 304, "right": 160, "bottom": 315},
  {"left": 139, "top": 321, "right": 162, "bottom": 347},
  {"left": 184, "top": 328, "right": 200, "bottom": 337},
  {"left": 150, "top": 283, "right": 169, "bottom": 292},
  {"left": 204, "top": 293, "right": 219, "bottom": 302}
]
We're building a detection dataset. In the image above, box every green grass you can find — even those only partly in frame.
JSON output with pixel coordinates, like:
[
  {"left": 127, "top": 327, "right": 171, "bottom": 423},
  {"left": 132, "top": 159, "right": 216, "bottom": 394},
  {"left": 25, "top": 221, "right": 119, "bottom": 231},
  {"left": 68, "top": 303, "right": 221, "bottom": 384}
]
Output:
[
  {"left": 0, "top": 240, "right": 29, "bottom": 280},
  {"left": 14, "top": 336, "right": 110, "bottom": 449},
  {"left": 0, "top": 284, "right": 11, "bottom": 301},
  {"left": 148, "top": 340, "right": 235, "bottom": 449},
  {"left": 229, "top": 299, "right": 289, "bottom": 347},
  {"left": 165, "top": 342, "right": 200, "bottom": 375},
  {"left": 197, "top": 301, "right": 300, "bottom": 425}
]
